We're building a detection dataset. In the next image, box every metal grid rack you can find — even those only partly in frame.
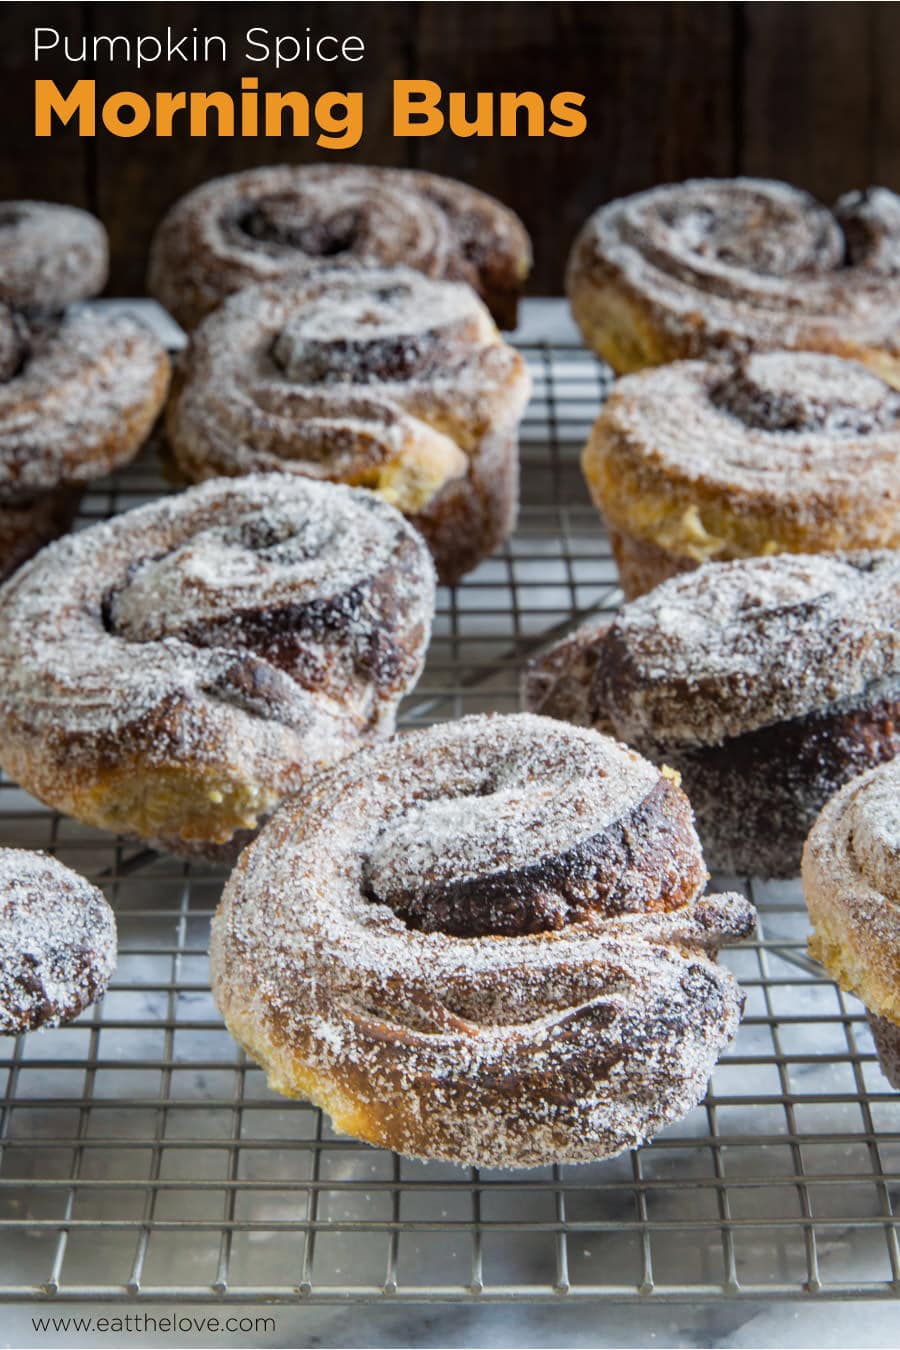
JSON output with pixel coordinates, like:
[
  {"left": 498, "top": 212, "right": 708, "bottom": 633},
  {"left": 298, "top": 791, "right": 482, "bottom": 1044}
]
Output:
[{"left": 1, "top": 336, "right": 899, "bottom": 1306}]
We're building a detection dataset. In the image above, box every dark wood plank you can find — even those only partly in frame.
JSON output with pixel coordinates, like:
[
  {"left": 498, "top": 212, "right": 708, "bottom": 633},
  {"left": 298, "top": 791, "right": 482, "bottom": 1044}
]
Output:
[
  {"left": 741, "top": 2, "right": 873, "bottom": 200},
  {"left": 0, "top": 1, "right": 90, "bottom": 207},
  {"left": 413, "top": 2, "right": 736, "bottom": 292},
  {"left": 870, "top": 3, "right": 900, "bottom": 189}
]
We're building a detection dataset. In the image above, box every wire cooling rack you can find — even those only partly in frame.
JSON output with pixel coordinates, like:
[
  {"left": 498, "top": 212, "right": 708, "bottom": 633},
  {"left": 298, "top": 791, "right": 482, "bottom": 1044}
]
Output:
[{"left": 1, "top": 329, "right": 899, "bottom": 1306}]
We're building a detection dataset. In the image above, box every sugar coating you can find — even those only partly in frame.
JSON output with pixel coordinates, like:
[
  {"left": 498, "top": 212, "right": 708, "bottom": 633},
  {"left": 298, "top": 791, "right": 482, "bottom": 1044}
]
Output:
[
  {"left": 838, "top": 762, "right": 900, "bottom": 903},
  {"left": 0, "top": 201, "right": 108, "bottom": 309},
  {"left": 568, "top": 178, "right": 900, "bottom": 355},
  {"left": 211, "top": 714, "right": 755, "bottom": 1168},
  {"left": 805, "top": 758, "right": 900, "bottom": 903},
  {"left": 0, "top": 847, "right": 116, "bottom": 1033}
]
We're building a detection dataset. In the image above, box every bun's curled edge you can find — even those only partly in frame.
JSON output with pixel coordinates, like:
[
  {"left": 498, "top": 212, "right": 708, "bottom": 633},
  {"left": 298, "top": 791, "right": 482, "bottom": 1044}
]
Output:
[
  {"left": 0, "top": 201, "right": 108, "bottom": 311},
  {"left": 803, "top": 759, "right": 900, "bottom": 1086},
  {"left": 0, "top": 305, "right": 170, "bottom": 579}
]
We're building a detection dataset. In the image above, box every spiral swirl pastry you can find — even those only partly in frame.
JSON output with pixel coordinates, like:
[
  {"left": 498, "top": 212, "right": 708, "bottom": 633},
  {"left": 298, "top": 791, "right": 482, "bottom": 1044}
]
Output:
[
  {"left": 0, "top": 201, "right": 108, "bottom": 311},
  {"left": 0, "top": 305, "right": 170, "bottom": 580},
  {"left": 567, "top": 178, "right": 900, "bottom": 380},
  {"left": 803, "top": 759, "right": 900, "bottom": 1086},
  {"left": 148, "top": 165, "right": 532, "bottom": 331},
  {"left": 166, "top": 267, "right": 531, "bottom": 584},
  {"left": 0, "top": 849, "right": 116, "bottom": 1034},
  {"left": 0, "top": 474, "right": 435, "bottom": 856},
  {"left": 583, "top": 350, "right": 900, "bottom": 598},
  {"left": 526, "top": 552, "right": 900, "bottom": 878},
  {"left": 210, "top": 714, "right": 754, "bottom": 1167}
]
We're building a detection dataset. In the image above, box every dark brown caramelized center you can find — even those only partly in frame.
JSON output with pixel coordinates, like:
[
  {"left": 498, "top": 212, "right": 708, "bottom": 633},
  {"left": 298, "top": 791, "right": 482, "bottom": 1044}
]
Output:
[
  {"left": 362, "top": 777, "right": 704, "bottom": 939},
  {"left": 238, "top": 195, "right": 361, "bottom": 256}
]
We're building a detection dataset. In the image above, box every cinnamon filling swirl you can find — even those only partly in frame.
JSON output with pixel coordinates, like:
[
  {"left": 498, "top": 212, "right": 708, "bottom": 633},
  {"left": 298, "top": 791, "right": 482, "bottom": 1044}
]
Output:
[
  {"left": 236, "top": 195, "right": 364, "bottom": 256},
  {"left": 363, "top": 776, "right": 701, "bottom": 938}
]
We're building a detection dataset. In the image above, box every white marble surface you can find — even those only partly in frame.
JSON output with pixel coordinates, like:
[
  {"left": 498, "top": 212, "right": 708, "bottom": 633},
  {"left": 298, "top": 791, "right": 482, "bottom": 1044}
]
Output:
[{"left": 5, "top": 1297, "right": 900, "bottom": 1348}]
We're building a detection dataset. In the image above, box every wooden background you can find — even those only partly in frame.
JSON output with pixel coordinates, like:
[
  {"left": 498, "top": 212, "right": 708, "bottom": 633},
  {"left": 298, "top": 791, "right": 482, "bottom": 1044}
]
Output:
[{"left": 2, "top": 2, "right": 898, "bottom": 295}]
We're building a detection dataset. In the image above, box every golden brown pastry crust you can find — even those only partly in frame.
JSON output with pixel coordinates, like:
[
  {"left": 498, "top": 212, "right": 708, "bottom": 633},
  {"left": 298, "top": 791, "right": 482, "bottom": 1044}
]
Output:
[
  {"left": 165, "top": 268, "right": 530, "bottom": 584},
  {"left": 803, "top": 758, "right": 900, "bottom": 1084},
  {"left": 211, "top": 713, "right": 755, "bottom": 1168},
  {"left": 583, "top": 351, "right": 900, "bottom": 598},
  {"left": 567, "top": 178, "right": 900, "bottom": 381},
  {"left": 0, "top": 474, "right": 435, "bottom": 856},
  {"left": 148, "top": 164, "right": 532, "bottom": 331}
]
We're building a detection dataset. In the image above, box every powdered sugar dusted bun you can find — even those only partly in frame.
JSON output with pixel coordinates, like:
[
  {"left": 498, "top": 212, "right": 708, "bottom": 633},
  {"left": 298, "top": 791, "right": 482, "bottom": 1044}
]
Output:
[
  {"left": 584, "top": 351, "right": 900, "bottom": 598},
  {"left": 210, "top": 713, "right": 754, "bottom": 1168},
  {"left": 567, "top": 178, "right": 900, "bottom": 380},
  {"left": 0, "top": 474, "right": 435, "bottom": 857},
  {"left": 166, "top": 268, "right": 531, "bottom": 584},
  {"left": 525, "top": 553, "right": 900, "bottom": 877},
  {"left": 148, "top": 164, "right": 532, "bottom": 331},
  {"left": 0, "top": 201, "right": 108, "bottom": 311},
  {"left": 0, "top": 305, "right": 170, "bottom": 580},
  {"left": 803, "top": 759, "right": 900, "bottom": 1084},
  {"left": 0, "top": 849, "right": 116, "bottom": 1034},
  {"left": 0, "top": 308, "right": 170, "bottom": 493}
]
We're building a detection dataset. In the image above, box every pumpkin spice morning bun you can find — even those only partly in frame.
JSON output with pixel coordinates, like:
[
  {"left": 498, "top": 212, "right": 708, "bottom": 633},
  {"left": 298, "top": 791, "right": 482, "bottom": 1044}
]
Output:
[
  {"left": 803, "top": 759, "right": 900, "bottom": 1087},
  {"left": 211, "top": 714, "right": 755, "bottom": 1168},
  {"left": 567, "top": 177, "right": 900, "bottom": 380},
  {"left": 0, "top": 474, "right": 434, "bottom": 857},
  {"left": 148, "top": 163, "right": 532, "bottom": 331},
  {"left": 525, "top": 551, "right": 900, "bottom": 879},
  {"left": 582, "top": 350, "right": 900, "bottom": 598},
  {"left": 166, "top": 267, "right": 531, "bottom": 584}
]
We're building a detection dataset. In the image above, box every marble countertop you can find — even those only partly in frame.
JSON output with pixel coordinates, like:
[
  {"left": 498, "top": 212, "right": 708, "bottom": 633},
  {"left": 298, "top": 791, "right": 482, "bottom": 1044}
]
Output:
[{"left": 5, "top": 1294, "right": 900, "bottom": 1347}]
